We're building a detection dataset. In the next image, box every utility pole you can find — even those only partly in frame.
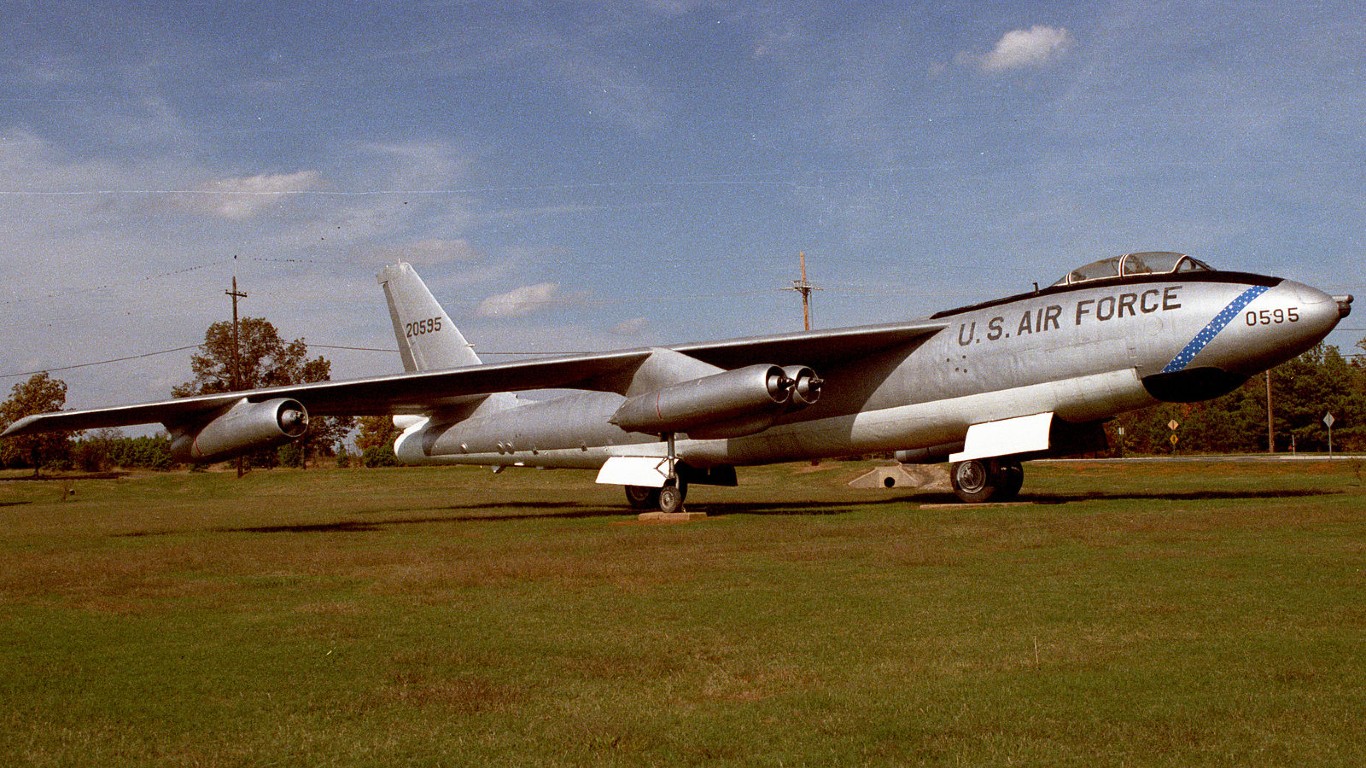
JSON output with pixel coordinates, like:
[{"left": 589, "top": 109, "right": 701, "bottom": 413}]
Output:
[
  {"left": 785, "top": 251, "right": 822, "bottom": 331},
  {"left": 227, "top": 275, "right": 247, "bottom": 391},
  {"left": 1266, "top": 370, "right": 1274, "bottom": 453},
  {"left": 226, "top": 266, "right": 248, "bottom": 477}
]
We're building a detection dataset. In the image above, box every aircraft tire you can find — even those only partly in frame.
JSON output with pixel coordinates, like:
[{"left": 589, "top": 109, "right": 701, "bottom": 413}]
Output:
[
  {"left": 658, "top": 481, "right": 687, "bottom": 514},
  {"left": 625, "top": 485, "right": 660, "bottom": 510},
  {"left": 950, "top": 459, "right": 1000, "bottom": 503},
  {"left": 998, "top": 459, "right": 1025, "bottom": 500}
]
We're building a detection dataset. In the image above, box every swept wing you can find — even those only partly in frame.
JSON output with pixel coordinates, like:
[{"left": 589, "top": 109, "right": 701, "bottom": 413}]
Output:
[{"left": 2, "top": 321, "right": 945, "bottom": 437}]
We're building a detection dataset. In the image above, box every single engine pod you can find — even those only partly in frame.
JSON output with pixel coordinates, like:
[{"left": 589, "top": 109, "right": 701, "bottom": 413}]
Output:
[{"left": 170, "top": 397, "right": 310, "bottom": 463}]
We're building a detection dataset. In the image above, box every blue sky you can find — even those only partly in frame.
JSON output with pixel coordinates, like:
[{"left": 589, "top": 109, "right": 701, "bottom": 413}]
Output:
[{"left": 2, "top": 0, "right": 1362, "bottom": 410}]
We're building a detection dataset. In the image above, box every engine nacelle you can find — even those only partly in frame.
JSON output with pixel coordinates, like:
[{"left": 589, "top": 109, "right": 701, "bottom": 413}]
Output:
[
  {"left": 170, "top": 398, "right": 309, "bottom": 463},
  {"left": 782, "top": 365, "right": 822, "bottom": 407},
  {"left": 610, "top": 363, "right": 820, "bottom": 439}
]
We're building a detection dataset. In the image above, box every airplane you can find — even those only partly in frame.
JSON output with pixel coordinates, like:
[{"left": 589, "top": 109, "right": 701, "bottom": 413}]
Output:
[{"left": 3, "top": 252, "right": 1353, "bottom": 510}]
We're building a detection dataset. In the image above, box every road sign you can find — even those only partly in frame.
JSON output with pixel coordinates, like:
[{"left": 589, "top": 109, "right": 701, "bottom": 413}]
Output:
[
  {"left": 1168, "top": 420, "right": 1179, "bottom": 431},
  {"left": 1323, "top": 413, "right": 1335, "bottom": 428},
  {"left": 1169, "top": 434, "right": 1179, "bottom": 446}
]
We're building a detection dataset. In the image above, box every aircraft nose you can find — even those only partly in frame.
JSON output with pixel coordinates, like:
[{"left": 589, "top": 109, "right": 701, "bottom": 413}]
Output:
[
  {"left": 1219, "top": 280, "right": 1344, "bottom": 375},
  {"left": 1333, "top": 294, "right": 1353, "bottom": 319}
]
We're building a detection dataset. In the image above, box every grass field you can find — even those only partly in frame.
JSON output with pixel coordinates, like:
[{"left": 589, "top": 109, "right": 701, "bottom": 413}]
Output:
[{"left": 1, "top": 460, "right": 1362, "bottom": 766}]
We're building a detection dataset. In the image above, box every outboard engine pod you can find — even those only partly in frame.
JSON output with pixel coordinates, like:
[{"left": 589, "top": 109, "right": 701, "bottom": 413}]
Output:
[{"left": 170, "top": 398, "right": 310, "bottom": 463}]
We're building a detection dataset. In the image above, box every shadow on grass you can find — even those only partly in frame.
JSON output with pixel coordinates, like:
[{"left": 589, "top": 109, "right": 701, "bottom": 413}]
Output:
[
  {"left": 116, "top": 497, "right": 916, "bottom": 537},
  {"left": 692, "top": 497, "right": 907, "bottom": 517},
  {"left": 116, "top": 487, "right": 1341, "bottom": 538},
  {"left": 0, "top": 472, "right": 127, "bottom": 482},
  {"left": 1019, "top": 488, "right": 1342, "bottom": 505},
  {"left": 221, "top": 505, "right": 631, "bottom": 534}
]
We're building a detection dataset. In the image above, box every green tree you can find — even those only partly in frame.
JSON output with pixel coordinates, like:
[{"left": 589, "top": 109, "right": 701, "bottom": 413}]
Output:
[
  {"left": 175, "top": 317, "right": 353, "bottom": 467},
  {"left": 175, "top": 317, "right": 319, "bottom": 396},
  {"left": 355, "top": 415, "right": 401, "bottom": 467},
  {"left": 1112, "top": 339, "right": 1366, "bottom": 455},
  {"left": 1271, "top": 344, "right": 1354, "bottom": 452},
  {"left": 0, "top": 372, "right": 70, "bottom": 476},
  {"left": 107, "top": 433, "right": 175, "bottom": 470},
  {"left": 70, "top": 427, "right": 123, "bottom": 472}
]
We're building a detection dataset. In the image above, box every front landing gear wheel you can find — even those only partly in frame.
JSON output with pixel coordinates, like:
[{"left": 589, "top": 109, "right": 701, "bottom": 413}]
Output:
[
  {"left": 625, "top": 485, "right": 660, "bottom": 510},
  {"left": 658, "top": 481, "right": 687, "bottom": 514}
]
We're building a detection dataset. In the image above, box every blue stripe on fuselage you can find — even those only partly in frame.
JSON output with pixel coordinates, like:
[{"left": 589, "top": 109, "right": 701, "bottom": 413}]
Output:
[{"left": 1161, "top": 286, "right": 1270, "bottom": 373}]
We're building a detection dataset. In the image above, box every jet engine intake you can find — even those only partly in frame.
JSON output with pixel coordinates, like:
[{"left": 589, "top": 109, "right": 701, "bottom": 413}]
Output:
[
  {"left": 611, "top": 363, "right": 818, "bottom": 438},
  {"left": 170, "top": 398, "right": 310, "bottom": 463}
]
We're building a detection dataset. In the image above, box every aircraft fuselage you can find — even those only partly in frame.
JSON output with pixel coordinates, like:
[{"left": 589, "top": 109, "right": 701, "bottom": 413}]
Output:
[{"left": 396, "top": 271, "right": 1343, "bottom": 470}]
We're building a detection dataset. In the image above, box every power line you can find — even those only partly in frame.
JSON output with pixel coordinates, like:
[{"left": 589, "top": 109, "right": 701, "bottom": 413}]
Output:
[{"left": 0, "top": 345, "right": 201, "bottom": 379}]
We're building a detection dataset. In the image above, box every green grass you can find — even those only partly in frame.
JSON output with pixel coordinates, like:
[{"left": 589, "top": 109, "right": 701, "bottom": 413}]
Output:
[{"left": 1, "top": 460, "right": 1362, "bottom": 766}]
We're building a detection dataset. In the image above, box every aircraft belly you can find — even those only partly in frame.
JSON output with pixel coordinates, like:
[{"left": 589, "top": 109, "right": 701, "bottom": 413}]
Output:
[
  {"left": 693, "top": 367, "right": 1153, "bottom": 465},
  {"left": 411, "top": 392, "right": 655, "bottom": 462}
]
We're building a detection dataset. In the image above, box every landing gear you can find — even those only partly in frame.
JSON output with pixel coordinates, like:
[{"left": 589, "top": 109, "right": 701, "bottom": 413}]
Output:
[
  {"left": 950, "top": 458, "right": 1024, "bottom": 503},
  {"left": 624, "top": 485, "right": 659, "bottom": 510},
  {"left": 623, "top": 478, "right": 689, "bottom": 513},
  {"left": 658, "top": 432, "right": 688, "bottom": 513},
  {"left": 658, "top": 479, "right": 687, "bottom": 514},
  {"left": 998, "top": 458, "right": 1024, "bottom": 499},
  {"left": 623, "top": 432, "right": 691, "bottom": 514}
]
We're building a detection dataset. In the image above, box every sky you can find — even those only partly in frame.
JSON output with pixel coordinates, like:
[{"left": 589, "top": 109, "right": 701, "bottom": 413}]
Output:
[{"left": 2, "top": 0, "right": 1362, "bottom": 414}]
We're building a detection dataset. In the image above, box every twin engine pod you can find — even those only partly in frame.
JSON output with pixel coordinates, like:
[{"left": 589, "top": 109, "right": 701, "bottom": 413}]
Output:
[
  {"left": 610, "top": 363, "right": 822, "bottom": 440},
  {"left": 170, "top": 397, "right": 310, "bottom": 463}
]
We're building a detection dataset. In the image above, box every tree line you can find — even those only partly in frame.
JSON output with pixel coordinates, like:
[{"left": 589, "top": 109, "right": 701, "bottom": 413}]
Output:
[
  {"left": 3, "top": 321, "right": 1364, "bottom": 474},
  {"left": 1110, "top": 340, "right": 1365, "bottom": 454}
]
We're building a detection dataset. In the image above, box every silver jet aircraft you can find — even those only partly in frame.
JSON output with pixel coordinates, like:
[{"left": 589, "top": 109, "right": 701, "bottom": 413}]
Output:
[{"left": 3, "top": 252, "right": 1353, "bottom": 509}]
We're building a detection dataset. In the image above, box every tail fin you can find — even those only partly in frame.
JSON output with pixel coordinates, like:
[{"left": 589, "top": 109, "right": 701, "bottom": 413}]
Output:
[{"left": 377, "top": 262, "right": 481, "bottom": 372}]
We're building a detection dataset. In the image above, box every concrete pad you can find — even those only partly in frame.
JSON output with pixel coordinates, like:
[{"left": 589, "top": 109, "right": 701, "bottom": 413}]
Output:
[
  {"left": 848, "top": 464, "right": 951, "bottom": 492},
  {"left": 917, "top": 502, "right": 1035, "bottom": 510},
  {"left": 637, "top": 511, "right": 708, "bottom": 523}
]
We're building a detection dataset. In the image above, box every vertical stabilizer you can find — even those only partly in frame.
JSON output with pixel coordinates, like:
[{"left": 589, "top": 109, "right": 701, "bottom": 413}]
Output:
[{"left": 377, "top": 262, "right": 481, "bottom": 372}]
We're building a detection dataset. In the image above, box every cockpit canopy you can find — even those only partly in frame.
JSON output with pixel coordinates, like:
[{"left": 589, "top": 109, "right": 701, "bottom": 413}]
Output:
[{"left": 1052, "top": 252, "right": 1212, "bottom": 287}]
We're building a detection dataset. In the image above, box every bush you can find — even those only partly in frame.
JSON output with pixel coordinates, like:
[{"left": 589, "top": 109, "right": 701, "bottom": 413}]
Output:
[
  {"left": 363, "top": 445, "right": 397, "bottom": 468},
  {"left": 277, "top": 443, "right": 304, "bottom": 468}
]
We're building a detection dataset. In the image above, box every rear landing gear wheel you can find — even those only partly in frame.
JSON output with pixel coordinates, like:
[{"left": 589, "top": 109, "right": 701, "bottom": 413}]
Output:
[
  {"left": 950, "top": 453, "right": 1027, "bottom": 502},
  {"left": 625, "top": 485, "right": 660, "bottom": 510},
  {"left": 658, "top": 481, "right": 687, "bottom": 514},
  {"left": 998, "top": 459, "right": 1024, "bottom": 500},
  {"left": 950, "top": 459, "right": 997, "bottom": 503},
  {"left": 950, "top": 459, "right": 1026, "bottom": 503}
]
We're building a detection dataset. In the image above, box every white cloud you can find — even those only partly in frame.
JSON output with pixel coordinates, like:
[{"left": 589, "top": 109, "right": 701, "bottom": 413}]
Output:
[
  {"left": 610, "top": 317, "right": 649, "bottom": 336},
  {"left": 979, "top": 25, "right": 1073, "bottom": 72},
  {"left": 371, "top": 238, "right": 480, "bottom": 267},
  {"left": 173, "top": 170, "right": 324, "bottom": 220},
  {"left": 477, "top": 282, "right": 560, "bottom": 317},
  {"left": 358, "top": 140, "right": 473, "bottom": 189}
]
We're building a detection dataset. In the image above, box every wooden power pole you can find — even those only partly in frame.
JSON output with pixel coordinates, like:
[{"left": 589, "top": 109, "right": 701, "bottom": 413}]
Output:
[
  {"left": 226, "top": 271, "right": 248, "bottom": 477},
  {"left": 1266, "top": 369, "right": 1274, "bottom": 453},
  {"left": 785, "top": 251, "right": 822, "bottom": 331}
]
